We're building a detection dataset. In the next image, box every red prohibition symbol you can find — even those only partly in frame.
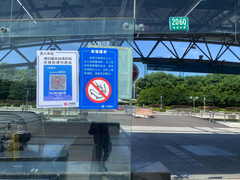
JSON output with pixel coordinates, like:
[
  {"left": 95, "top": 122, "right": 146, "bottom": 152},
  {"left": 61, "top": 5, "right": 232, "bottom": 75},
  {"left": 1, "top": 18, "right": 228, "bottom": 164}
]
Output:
[{"left": 86, "top": 77, "right": 112, "bottom": 103}]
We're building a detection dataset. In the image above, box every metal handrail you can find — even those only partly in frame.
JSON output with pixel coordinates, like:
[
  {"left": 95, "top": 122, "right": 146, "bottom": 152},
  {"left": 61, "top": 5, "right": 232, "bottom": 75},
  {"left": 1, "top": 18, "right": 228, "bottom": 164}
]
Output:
[{"left": 170, "top": 108, "right": 240, "bottom": 123}]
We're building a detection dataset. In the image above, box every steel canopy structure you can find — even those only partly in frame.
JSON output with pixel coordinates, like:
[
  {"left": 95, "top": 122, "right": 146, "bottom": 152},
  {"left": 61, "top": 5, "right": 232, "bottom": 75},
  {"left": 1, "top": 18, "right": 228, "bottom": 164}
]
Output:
[{"left": 0, "top": 0, "right": 240, "bottom": 74}]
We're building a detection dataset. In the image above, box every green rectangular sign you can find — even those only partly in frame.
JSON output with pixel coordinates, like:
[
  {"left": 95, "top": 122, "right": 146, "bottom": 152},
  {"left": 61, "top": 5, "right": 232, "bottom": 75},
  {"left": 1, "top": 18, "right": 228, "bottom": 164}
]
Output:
[{"left": 169, "top": 17, "right": 189, "bottom": 31}]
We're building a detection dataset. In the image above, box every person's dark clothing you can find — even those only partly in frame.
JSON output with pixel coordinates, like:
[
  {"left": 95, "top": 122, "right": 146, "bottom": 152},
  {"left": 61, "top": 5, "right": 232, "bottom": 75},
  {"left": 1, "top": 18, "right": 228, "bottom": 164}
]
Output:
[{"left": 88, "top": 122, "right": 112, "bottom": 159}]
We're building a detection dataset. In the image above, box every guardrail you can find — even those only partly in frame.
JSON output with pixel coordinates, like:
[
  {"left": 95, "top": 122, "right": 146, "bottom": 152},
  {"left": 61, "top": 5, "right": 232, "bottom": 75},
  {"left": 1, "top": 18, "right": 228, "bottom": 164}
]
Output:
[
  {"left": 123, "top": 105, "right": 136, "bottom": 115},
  {"left": 169, "top": 108, "right": 240, "bottom": 123}
]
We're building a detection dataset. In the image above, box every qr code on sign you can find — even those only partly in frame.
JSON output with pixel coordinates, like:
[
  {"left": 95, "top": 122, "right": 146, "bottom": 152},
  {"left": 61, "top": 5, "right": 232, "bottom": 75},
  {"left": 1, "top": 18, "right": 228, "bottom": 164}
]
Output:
[{"left": 50, "top": 75, "right": 66, "bottom": 90}]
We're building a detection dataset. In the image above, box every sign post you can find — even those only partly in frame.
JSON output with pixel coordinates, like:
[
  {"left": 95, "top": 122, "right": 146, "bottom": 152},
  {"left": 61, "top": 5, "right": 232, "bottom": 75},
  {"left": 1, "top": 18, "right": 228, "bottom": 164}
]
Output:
[
  {"left": 79, "top": 48, "right": 118, "bottom": 109},
  {"left": 169, "top": 17, "right": 189, "bottom": 31}
]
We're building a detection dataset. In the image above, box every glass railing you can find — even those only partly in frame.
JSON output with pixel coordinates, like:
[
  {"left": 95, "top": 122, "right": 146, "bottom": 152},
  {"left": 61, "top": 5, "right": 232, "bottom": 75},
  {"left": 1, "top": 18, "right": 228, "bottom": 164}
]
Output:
[
  {"left": 0, "top": 18, "right": 134, "bottom": 38},
  {"left": 0, "top": 0, "right": 134, "bottom": 19}
]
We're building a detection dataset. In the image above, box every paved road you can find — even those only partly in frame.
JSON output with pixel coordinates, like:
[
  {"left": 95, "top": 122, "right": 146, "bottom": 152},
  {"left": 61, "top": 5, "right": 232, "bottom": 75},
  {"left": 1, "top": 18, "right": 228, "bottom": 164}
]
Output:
[{"left": 131, "top": 115, "right": 240, "bottom": 179}]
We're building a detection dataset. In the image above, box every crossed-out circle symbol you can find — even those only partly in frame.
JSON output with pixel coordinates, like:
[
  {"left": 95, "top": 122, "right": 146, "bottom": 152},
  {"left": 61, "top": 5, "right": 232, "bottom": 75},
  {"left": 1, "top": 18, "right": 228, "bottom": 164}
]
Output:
[{"left": 86, "top": 77, "right": 112, "bottom": 103}]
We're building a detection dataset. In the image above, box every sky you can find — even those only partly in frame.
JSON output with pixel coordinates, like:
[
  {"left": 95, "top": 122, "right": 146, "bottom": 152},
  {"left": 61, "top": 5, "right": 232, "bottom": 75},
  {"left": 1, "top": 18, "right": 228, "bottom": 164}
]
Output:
[{"left": 1, "top": 40, "right": 240, "bottom": 80}]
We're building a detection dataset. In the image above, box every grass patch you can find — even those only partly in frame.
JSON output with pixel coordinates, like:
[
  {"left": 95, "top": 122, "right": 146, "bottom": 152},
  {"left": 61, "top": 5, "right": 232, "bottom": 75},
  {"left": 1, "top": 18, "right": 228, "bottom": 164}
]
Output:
[{"left": 152, "top": 108, "right": 166, "bottom": 112}]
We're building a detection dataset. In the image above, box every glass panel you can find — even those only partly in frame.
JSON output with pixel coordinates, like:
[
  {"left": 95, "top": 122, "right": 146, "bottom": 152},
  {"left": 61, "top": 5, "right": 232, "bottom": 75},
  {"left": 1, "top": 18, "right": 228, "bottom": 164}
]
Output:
[
  {"left": 135, "top": 0, "right": 237, "bottom": 35},
  {"left": 0, "top": 0, "right": 12, "bottom": 45},
  {"left": 8, "top": 0, "right": 134, "bottom": 19},
  {"left": 0, "top": 1, "right": 134, "bottom": 179},
  {"left": 236, "top": 0, "right": 240, "bottom": 41},
  {"left": 0, "top": 43, "right": 132, "bottom": 179},
  {"left": 0, "top": 0, "right": 12, "bottom": 19},
  {"left": 0, "top": 18, "right": 134, "bottom": 38}
]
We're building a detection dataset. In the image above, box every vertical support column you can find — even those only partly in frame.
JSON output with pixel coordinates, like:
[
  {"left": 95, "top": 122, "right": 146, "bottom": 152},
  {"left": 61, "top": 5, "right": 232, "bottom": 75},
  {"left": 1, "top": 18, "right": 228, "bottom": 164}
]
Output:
[{"left": 201, "top": 110, "right": 202, "bottom": 119}]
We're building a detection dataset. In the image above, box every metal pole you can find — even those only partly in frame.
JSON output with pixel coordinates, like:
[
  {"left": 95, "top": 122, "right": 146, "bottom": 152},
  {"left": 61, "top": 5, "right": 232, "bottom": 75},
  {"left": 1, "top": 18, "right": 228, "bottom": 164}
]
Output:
[
  {"left": 209, "top": 112, "right": 211, "bottom": 122},
  {"left": 26, "top": 91, "right": 29, "bottom": 111},
  {"left": 224, "top": 112, "right": 225, "bottom": 123},
  {"left": 238, "top": 113, "right": 240, "bottom": 123},
  {"left": 64, "top": 108, "right": 66, "bottom": 120},
  {"left": 201, "top": 110, "right": 202, "bottom": 119},
  {"left": 48, "top": 108, "right": 50, "bottom": 119},
  {"left": 194, "top": 99, "right": 195, "bottom": 117},
  {"left": 130, "top": 99, "right": 132, "bottom": 115},
  {"left": 133, "top": 81, "right": 136, "bottom": 100},
  {"left": 160, "top": 95, "right": 162, "bottom": 109},
  {"left": 204, "top": 97, "right": 206, "bottom": 112}
]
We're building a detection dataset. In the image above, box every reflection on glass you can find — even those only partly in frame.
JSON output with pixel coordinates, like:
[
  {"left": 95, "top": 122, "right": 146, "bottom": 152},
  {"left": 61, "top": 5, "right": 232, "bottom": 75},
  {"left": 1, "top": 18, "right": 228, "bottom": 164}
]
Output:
[{"left": 89, "top": 121, "right": 112, "bottom": 172}]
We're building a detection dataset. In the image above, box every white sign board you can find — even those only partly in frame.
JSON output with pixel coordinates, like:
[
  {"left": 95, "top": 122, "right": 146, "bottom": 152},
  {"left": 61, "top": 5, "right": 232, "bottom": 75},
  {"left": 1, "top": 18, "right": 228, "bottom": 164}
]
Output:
[{"left": 37, "top": 51, "right": 79, "bottom": 108}]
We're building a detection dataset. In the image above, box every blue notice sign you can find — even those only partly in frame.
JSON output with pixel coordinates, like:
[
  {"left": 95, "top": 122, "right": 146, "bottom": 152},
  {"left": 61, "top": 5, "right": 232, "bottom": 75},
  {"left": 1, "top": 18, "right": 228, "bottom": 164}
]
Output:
[{"left": 79, "top": 48, "right": 118, "bottom": 109}]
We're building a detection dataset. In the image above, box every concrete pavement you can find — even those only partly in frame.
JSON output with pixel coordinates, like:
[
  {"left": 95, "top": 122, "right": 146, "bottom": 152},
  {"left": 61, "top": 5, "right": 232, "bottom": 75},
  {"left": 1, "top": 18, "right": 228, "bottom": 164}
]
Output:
[{"left": 130, "top": 115, "right": 240, "bottom": 179}]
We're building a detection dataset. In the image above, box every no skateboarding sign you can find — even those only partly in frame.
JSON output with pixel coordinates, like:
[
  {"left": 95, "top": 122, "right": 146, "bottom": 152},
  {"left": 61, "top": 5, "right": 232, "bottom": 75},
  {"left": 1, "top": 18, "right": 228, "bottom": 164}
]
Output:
[
  {"left": 79, "top": 47, "right": 118, "bottom": 109},
  {"left": 86, "top": 77, "right": 112, "bottom": 103}
]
